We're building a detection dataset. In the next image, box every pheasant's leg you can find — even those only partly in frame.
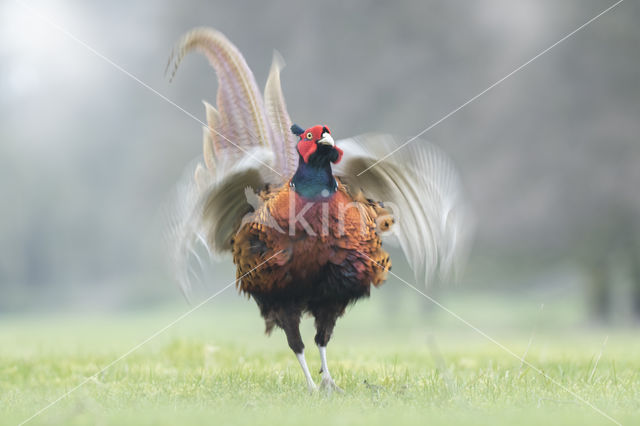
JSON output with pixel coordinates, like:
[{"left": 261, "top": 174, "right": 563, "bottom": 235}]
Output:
[
  {"left": 312, "top": 302, "right": 347, "bottom": 393},
  {"left": 278, "top": 307, "right": 317, "bottom": 392},
  {"left": 296, "top": 351, "right": 316, "bottom": 393},
  {"left": 317, "top": 345, "right": 343, "bottom": 393}
]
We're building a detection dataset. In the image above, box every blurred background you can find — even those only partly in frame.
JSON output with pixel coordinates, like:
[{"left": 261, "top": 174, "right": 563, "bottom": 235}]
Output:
[{"left": 1, "top": 0, "right": 639, "bottom": 329}]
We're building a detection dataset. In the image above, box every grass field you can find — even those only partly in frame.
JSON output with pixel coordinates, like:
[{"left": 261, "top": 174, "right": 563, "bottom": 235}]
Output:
[{"left": 1, "top": 291, "right": 639, "bottom": 426}]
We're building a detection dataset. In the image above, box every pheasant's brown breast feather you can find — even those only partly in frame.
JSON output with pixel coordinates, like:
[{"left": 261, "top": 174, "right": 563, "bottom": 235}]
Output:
[{"left": 232, "top": 181, "right": 391, "bottom": 294}]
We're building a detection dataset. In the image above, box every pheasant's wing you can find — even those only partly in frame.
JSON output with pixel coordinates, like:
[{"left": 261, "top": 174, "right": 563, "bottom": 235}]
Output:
[
  {"left": 334, "top": 134, "right": 474, "bottom": 286},
  {"left": 263, "top": 52, "right": 299, "bottom": 178},
  {"left": 164, "top": 158, "right": 209, "bottom": 301},
  {"left": 200, "top": 162, "right": 268, "bottom": 253},
  {"left": 168, "top": 27, "right": 295, "bottom": 180},
  {"left": 165, "top": 148, "right": 278, "bottom": 299}
]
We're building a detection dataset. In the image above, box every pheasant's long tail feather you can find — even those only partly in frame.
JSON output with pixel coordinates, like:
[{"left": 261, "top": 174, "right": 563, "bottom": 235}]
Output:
[
  {"left": 263, "top": 51, "right": 299, "bottom": 177},
  {"left": 167, "top": 28, "right": 275, "bottom": 172}
]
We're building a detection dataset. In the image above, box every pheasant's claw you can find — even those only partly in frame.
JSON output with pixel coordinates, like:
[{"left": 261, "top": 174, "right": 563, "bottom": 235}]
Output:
[
  {"left": 307, "top": 382, "right": 318, "bottom": 394},
  {"left": 320, "top": 376, "right": 344, "bottom": 394}
]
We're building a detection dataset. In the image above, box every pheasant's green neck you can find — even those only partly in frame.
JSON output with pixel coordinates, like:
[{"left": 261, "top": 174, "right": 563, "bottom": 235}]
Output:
[{"left": 290, "top": 156, "right": 337, "bottom": 200}]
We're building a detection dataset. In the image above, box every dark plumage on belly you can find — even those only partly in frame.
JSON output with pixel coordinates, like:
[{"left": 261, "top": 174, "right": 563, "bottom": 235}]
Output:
[{"left": 252, "top": 259, "right": 371, "bottom": 305}]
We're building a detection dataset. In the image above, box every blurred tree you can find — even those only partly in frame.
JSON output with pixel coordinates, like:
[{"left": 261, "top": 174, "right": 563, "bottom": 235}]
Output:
[
  {"left": 630, "top": 223, "right": 640, "bottom": 323},
  {"left": 579, "top": 204, "right": 640, "bottom": 325}
]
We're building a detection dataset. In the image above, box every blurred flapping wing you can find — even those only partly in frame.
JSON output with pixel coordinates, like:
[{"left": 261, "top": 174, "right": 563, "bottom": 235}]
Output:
[
  {"left": 335, "top": 134, "right": 474, "bottom": 286},
  {"left": 165, "top": 149, "right": 278, "bottom": 299}
]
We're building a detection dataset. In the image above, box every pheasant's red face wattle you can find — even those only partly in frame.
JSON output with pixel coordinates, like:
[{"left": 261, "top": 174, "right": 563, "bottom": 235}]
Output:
[
  {"left": 295, "top": 125, "right": 342, "bottom": 164},
  {"left": 334, "top": 145, "right": 343, "bottom": 164}
]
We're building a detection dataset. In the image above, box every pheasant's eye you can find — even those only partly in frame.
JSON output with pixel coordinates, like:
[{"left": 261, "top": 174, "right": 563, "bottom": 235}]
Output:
[{"left": 306, "top": 132, "right": 313, "bottom": 140}]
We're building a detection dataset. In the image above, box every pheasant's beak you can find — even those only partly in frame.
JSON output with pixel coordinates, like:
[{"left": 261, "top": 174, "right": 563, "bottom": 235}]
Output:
[{"left": 318, "top": 132, "right": 335, "bottom": 147}]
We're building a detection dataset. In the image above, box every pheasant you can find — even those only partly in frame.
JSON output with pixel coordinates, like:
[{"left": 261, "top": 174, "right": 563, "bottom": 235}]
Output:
[{"left": 167, "top": 28, "right": 471, "bottom": 392}]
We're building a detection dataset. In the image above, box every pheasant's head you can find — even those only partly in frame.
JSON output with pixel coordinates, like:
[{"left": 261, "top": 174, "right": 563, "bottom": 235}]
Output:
[{"left": 291, "top": 124, "right": 343, "bottom": 166}]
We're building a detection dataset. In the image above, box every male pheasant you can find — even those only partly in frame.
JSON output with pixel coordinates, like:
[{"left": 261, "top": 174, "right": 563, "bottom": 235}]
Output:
[{"left": 167, "top": 28, "right": 471, "bottom": 392}]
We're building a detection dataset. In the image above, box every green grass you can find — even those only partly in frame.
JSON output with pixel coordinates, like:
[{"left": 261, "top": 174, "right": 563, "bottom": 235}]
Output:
[{"left": 1, "top": 294, "right": 639, "bottom": 426}]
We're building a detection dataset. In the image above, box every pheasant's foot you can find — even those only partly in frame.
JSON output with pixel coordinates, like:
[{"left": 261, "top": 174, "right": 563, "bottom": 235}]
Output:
[
  {"left": 306, "top": 381, "right": 318, "bottom": 394},
  {"left": 320, "top": 374, "right": 344, "bottom": 394}
]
